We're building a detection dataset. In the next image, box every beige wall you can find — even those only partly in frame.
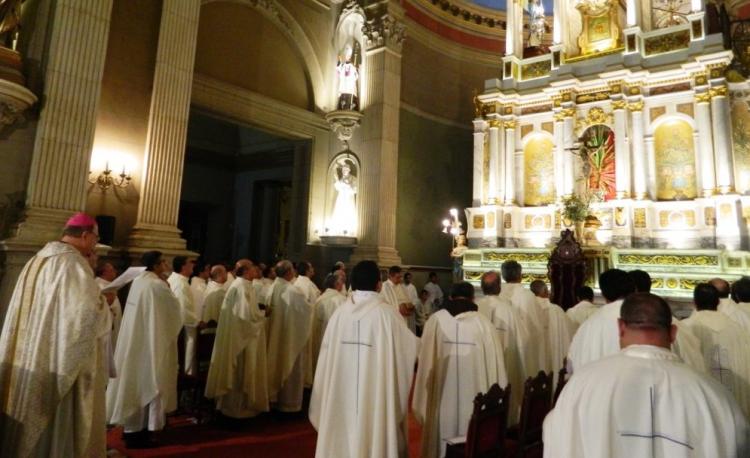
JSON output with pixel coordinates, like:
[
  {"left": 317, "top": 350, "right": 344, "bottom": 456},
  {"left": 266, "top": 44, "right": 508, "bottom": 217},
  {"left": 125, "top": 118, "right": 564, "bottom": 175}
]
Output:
[{"left": 85, "top": 0, "right": 161, "bottom": 247}]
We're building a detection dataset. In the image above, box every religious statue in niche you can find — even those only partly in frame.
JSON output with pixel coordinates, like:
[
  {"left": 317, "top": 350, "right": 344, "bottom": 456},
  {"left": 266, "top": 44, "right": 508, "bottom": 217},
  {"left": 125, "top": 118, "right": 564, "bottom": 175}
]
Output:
[
  {"left": 574, "top": 0, "right": 621, "bottom": 55},
  {"left": 528, "top": 0, "right": 547, "bottom": 47},
  {"left": 654, "top": 120, "right": 697, "bottom": 200},
  {"left": 328, "top": 155, "right": 358, "bottom": 236},
  {"left": 652, "top": 0, "right": 691, "bottom": 29},
  {"left": 336, "top": 42, "right": 360, "bottom": 111},
  {"left": 580, "top": 125, "right": 616, "bottom": 200}
]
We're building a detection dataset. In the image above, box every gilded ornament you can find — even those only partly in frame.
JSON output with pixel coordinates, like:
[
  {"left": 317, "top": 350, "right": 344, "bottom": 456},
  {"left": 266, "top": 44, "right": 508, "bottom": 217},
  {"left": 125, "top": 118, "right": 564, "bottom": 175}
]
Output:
[
  {"left": 643, "top": 30, "right": 690, "bottom": 56},
  {"left": 709, "top": 85, "right": 728, "bottom": 98},
  {"left": 561, "top": 108, "right": 576, "bottom": 118},
  {"left": 694, "top": 92, "right": 711, "bottom": 103},
  {"left": 473, "top": 215, "right": 485, "bottom": 229},
  {"left": 627, "top": 101, "right": 644, "bottom": 112},
  {"left": 585, "top": 106, "right": 611, "bottom": 125},
  {"left": 651, "top": 278, "right": 665, "bottom": 289},
  {"left": 521, "top": 60, "right": 551, "bottom": 80},
  {"left": 483, "top": 251, "right": 549, "bottom": 263},
  {"left": 488, "top": 119, "right": 502, "bottom": 128},
  {"left": 727, "top": 257, "right": 742, "bottom": 268},
  {"left": 617, "top": 254, "right": 719, "bottom": 266},
  {"left": 666, "top": 278, "right": 679, "bottom": 289},
  {"left": 464, "top": 271, "right": 483, "bottom": 281},
  {"left": 473, "top": 94, "right": 484, "bottom": 118},
  {"left": 680, "top": 279, "right": 698, "bottom": 290},
  {"left": 611, "top": 100, "right": 627, "bottom": 110},
  {"left": 503, "top": 120, "right": 518, "bottom": 129}
]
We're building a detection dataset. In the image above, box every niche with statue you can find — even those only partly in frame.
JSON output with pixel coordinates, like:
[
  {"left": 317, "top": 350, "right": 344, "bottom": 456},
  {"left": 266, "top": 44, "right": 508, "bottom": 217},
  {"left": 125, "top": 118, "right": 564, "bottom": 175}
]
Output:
[{"left": 320, "top": 151, "right": 360, "bottom": 246}]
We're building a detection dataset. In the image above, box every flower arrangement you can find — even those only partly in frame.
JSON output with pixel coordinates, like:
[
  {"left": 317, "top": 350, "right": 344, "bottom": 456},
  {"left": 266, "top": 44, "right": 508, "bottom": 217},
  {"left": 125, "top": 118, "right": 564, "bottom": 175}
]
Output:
[{"left": 561, "top": 194, "right": 590, "bottom": 223}]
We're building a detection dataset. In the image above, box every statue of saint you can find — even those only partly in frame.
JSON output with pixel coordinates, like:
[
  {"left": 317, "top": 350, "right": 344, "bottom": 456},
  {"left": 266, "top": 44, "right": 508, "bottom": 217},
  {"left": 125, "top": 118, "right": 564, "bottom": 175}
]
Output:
[
  {"left": 336, "top": 43, "right": 359, "bottom": 111},
  {"left": 330, "top": 160, "right": 357, "bottom": 235}
]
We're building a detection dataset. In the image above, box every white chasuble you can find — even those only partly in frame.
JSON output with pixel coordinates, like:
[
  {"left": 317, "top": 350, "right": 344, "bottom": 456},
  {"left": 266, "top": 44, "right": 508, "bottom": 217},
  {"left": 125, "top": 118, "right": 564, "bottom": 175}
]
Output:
[
  {"left": 566, "top": 299, "right": 600, "bottom": 325},
  {"left": 476, "top": 294, "right": 538, "bottom": 424},
  {"left": 311, "top": 288, "right": 345, "bottom": 374},
  {"left": 205, "top": 277, "right": 268, "bottom": 418},
  {"left": 0, "top": 242, "right": 111, "bottom": 458},
  {"left": 96, "top": 276, "right": 123, "bottom": 348},
  {"left": 295, "top": 275, "right": 320, "bottom": 387},
  {"left": 544, "top": 345, "right": 749, "bottom": 458},
  {"left": 106, "top": 271, "right": 183, "bottom": 431},
  {"left": 381, "top": 279, "right": 415, "bottom": 332},
  {"left": 500, "top": 283, "right": 549, "bottom": 374},
  {"left": 201, "top": 280, "right": 226, "bottom": 323},
  {"left": 266, "top": 278, "right": 312, "bottom": 411},
  {"left": 190, "top": 276, "right": 208, "bottom": 318},
  {"left": 413, "top": 310, "right": 507, "bottom": 458},
  {"left": 537, "top": 297, "right": 577, "bottom": 383},
  {"left": 168, "top": 272, "right": 199, "bottom": 375},
  {"left": 310, "top": 291, "right": 419, "bottom": 458},
  {"left": 719, "top": 299, "right": 750, "bottom": 333},
  {"left": 683, "top": 310, "right": 750, "bottom": 419},
  {"left": 567, "top": 300, "right": 706, "bottom": 374}
]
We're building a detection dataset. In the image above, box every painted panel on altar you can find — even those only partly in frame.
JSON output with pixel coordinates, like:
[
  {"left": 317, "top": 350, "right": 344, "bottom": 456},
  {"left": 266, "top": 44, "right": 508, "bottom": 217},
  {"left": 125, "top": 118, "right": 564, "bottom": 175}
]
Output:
[
  {"left": 731, "top": 95, "right": 750, "bottom": 194},
  {"left": 581, "top": 125, "right": 616, "bottom": 200},
  {"left": 654, "top": 119, "right": 697, "bottom": 201},
  {"left": 523, "top": 134, "right": 555, "bottom": 206}
]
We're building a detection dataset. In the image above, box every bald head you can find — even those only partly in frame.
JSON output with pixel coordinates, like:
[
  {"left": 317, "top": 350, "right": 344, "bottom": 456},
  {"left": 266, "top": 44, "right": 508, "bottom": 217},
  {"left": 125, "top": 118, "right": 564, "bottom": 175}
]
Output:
[
  {"left": 618, "top": 292, "right": 676, "bottom": 349},
  {"left": 235, "top": 259, "right": 252, "bottom": 272},
  {"left": 480, "top": 271, "right": 501, "bottom": 296},
  {"left": 210, "top": 265, "right": 227, "bottom": 284},
  {"left": 709, "top": 278, "right": 730, "bottom": 299}
]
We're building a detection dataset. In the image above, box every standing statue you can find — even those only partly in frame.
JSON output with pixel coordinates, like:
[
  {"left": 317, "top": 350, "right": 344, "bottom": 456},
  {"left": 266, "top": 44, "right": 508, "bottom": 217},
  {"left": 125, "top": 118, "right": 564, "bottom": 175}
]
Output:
[
  {"left": 528, "top": 0, "right": 546, "bottom": 47},
  {"left": 330, "top": 160, "right": 357, "bottom": 235},
  {"left": 336, "top": 43, "right": 359, "bottom": 111},
  {"left": 0, "top": 0, "right": 22, "bottom": 49}
]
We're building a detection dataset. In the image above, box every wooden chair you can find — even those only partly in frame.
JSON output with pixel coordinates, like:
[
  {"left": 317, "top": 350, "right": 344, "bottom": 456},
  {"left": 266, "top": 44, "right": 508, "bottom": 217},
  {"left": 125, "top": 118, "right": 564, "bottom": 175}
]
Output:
[
  {"left": 444, "top": 383, "right": 511, "bottom": 458},
  {"left": 552, "top": 361, "right": 568, "bottom": 408},
  {"left": 506, "top": 371, "right": 554, "bottom": 458},
  {"left": 175, "top": 323, "right": 217, "bottom": 420}
]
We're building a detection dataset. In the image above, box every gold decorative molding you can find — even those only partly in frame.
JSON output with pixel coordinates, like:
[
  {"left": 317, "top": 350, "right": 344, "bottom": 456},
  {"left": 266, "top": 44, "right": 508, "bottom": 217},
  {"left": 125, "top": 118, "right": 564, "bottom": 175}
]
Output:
[
  {"left": 611, "top": 99, "right": 627, "bottom": 110},
  {"left": 627, "top": 101, "right": 644, "bottom": 112},
  {"left": 693, "top": 72, "right": 708, "bottom": 86},
  {"left": 483, "top": 251, "right": 549, "bottom": 263},
  {"left": 710, "top": 85, "right": 728, "bottom": 98},
  {"left": 521, "top": 60, "right": 551, "bottom": 80},
  {"left": 695, "top": 92, "right": 711, "bottom": 103},
  {"left": 560, "top": 107, "right": 576, "bottom": 118},
  {"left": 576, "top": 91, "right": 610, "bottom": 104},
  {"left": 552, "top": 95, "right": 562, "bottom": 107},
  {"left": 608, "top": 81, "right": 623, "bottom": 94},
  {"left": 617, "top": 254, "right": 720, "bottom": 267},
  {"left": 488, "top": 119, "right": 502, "bottom": 128},
  {"left": 643, "top": 29, "right": 690, "bottom": 56},
  {"left": 577, "top": 106, "right": 612, "bottom": 132},
  {"left": 503, "top": 120, "right": 518, "bottom": 129}
]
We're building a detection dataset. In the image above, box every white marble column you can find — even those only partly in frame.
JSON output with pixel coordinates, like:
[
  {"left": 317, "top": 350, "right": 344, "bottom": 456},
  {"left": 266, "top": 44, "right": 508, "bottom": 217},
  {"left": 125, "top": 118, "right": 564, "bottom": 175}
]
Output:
[
  {"left": 553, "top": 114, "right": 565, "bottom": 198},
  {"left": 710, "top": 85, "right": 735, "bottom": 194},
  {"left": 645, "top": 137, "right": 657, "bottom": 200},
  {"left": 695, "top": 91, "right": 716, "bottom": 196},
  {"left": 612, "top": 101, "right": 631, "bottom": 198},
  {"left": 0, "top": 0, "right": 114, "bottom": 322},
  {"left": 504, "top": 120, "right": 517, "bottom": 205},
  {"left": 488, "top": 121, "right": 500, "bottom": 204},
  {"left": 350, "top": 2, "right": 405, "bottom": 266},
  {"left": 472, "top": 120, "right": 486, "bottom": 206},
  {"left": 128, "top": 0, "right": 201, "bottom": 253},
  {"left": 629, "top": 102, "right": 648, "bottom": 199},
  {"left": 497, "top": 123, "right": 506, "bottom": 199},
  {"left": 562, "top": 110, "right": 576, "bottom": 196}
]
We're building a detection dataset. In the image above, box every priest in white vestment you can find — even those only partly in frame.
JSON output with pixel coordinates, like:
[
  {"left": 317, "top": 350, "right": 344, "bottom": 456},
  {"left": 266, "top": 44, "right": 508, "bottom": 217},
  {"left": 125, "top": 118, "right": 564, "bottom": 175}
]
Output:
[
  {"left": 475, "top": 271, "right": 540, "bottom": 424},
  {"left": 544, "top": 292, "right": 749, "bottom": 458},
  {"left": 381, "top": 265, "right": 417, "bottom": 333},
  {"left": 531, "top": 281, "right": 577, "bottom": 383},
  {"left": 294, "top": 261, "right": 321, "bottom": 386},
  {"left": 311, "top": 273, "right": 346, "bottom": 373},
  {"left": 266, "top": 260, "right": 312, "bottom": 412},
  {"left": 96, "top": 261, "right": 123, "bottom": 349},
  {"left": 566, "top": 286, "right": 599, "bottom": 325},
  {"left": 424, "top": 271, "right": 444, "bottom": 314},
  {"left": 310, "top": 260, "right": 419, "bottom": 458},
  {"left": 683, "top": 283, "right": 750, "bottom": 418},
  {"left": 721, "top": 277, "right": 750, "bottom": 332},
  {"left": 168, "top": 256, "right": 200, "bottom": 375},
  {"left": 568, "top": 269, "right": 705, "bottom": 373},
  {"left": 201, "top": 265, "right": 228, "bottom": 323},
  {"left": 205, "top": 264, "right": 269, "bottom": 418},
  {"left": 0, "top": 214, "right": 111, "bottom": 457},
  {"left": 106, "top": 251, "right": 183, "bottom": 448},
  {"left": 414, "top": 282, "right": 507, "bottom": 458},
  {"left": 190, "top": 259, "right": 210, "bottom": 317}
]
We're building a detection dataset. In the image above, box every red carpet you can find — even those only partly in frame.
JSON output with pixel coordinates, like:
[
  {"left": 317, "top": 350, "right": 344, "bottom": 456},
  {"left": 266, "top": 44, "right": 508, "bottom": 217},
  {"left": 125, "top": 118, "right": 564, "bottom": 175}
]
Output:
[{"left": 107, "top": 411, "right": 424, "bottom": 457}]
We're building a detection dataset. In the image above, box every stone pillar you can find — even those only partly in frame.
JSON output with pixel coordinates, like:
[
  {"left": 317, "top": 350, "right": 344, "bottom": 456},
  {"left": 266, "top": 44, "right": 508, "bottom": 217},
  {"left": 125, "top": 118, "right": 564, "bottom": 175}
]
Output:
[
  {"left": 472, "top": 120, "right": 486, "bottom": 206},
  {"left": 562, "top": 109, "right": 576, "bottom": 196},
  {"left": 497, "top": 122, "right": 506, "bottom": 199},
  {"left": 612, "top": 100, "right": 631, "bottom": 198},
  {"left": 644, "top": 136, "right": 657, "bottom": 200},
  {"left": 488, "top": 121, "right": 500, "bottom": 204},
  {"left": 350, "top": 1, "right": 405, "bottom": 266},
  {"left": 504, "top": 120, "right": 517, "bottom": 205},
  {"left": 629, "top": 101, "right": 648, "bottom": 200},
  {"left": 127, "top": 0, "right": 201, "bottom": 255},
  {"left": 553, "top": 113, "right": 565, "bottom": 198},
  {"left": 0, "top": 0, "right": 114, "bottom": 321},
  {"left": 695, "top": 90, "right": 716, "bottom": 197},
  {"left": 710, "top": 85, "right": 735, "bottom": 194}
]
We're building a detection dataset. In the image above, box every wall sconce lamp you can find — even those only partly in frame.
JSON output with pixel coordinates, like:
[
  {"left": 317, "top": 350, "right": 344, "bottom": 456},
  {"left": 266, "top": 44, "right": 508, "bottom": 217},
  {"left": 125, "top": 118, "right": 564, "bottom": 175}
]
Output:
[{"left": 89, "top": 161, "right": 132, "bottom": 192}]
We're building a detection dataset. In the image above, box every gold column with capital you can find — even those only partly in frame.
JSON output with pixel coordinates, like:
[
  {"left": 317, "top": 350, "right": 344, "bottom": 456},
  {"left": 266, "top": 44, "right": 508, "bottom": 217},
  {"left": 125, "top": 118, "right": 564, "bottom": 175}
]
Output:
[
  {"left": 127, "top": 0, "right": 201, "bottom": 256},
  {"left": 695, "top": 89, "right": 716, "bottom": 197},
  {"left": 710, "top": 84, "right": 735, "bottom": 194}
]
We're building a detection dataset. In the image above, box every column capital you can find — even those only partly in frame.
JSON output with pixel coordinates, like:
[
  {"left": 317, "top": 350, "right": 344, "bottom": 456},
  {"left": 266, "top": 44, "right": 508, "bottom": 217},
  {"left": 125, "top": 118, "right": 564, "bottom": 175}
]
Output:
[
  {"left": 709, "top": 85, "right": 728, "bottom": 98},
  {"left": 488, "top": 119, "right": 503, "bottom": 129},
  {"left": 503, "top": 119, "right": 518, "bottom": 130},
  {"left": 611, "top": 99, "right": 627, "bottom": 110},
  {"left": 695, "top": 91, "right": 712, "bottom": 103},
  {"left": 627, "top": 101, "right": 644, "bottom": 112},
  {"left": 362, "top": 1, "right": 406, "bottom": 52}
]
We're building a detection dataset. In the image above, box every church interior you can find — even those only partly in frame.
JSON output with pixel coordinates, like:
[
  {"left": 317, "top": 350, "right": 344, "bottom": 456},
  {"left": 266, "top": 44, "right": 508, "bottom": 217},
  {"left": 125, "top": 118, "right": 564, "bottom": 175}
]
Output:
[{"left": 1, "top": 0, "right": 750, "bottom": 456}]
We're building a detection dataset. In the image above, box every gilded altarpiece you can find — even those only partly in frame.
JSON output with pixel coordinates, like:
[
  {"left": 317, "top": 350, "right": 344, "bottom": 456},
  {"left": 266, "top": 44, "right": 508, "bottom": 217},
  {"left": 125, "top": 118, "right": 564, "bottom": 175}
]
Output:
[
  {"left": 654, "top": 119, "right": 697, "bottom": 200},
  {"left": 523, "top": 135, "right": 556, "bottom": 206},
  {"left": 580, "top": 125, "right": 616, "bottom": 200},
  {"left": 731, "top": 91, "right": 750, "bottom": 194}
]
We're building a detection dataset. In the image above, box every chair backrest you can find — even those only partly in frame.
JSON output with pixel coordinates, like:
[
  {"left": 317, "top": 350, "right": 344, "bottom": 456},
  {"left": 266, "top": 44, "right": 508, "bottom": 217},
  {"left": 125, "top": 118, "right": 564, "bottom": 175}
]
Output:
[
  {"left": 517, "top": 371, "right": 554, "bottom": 446},
  {"left": 464, "top": 383, "right": 511, "bottom": 458},
  {"left": 196, "top": 324, "right": 217, "bottom": 377},
  {"left": 177, "top": 327, "right": 187, "bottom": 375},
  {"left": 553, "top": 361, "right": 568, "bottom": 407}
]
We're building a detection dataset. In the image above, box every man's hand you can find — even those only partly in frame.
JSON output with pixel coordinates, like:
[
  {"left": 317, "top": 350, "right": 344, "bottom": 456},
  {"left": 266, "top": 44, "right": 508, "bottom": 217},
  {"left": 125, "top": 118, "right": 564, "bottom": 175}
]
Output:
[{"left": 399, "top": 303, "right": 414, "bottom": 316}]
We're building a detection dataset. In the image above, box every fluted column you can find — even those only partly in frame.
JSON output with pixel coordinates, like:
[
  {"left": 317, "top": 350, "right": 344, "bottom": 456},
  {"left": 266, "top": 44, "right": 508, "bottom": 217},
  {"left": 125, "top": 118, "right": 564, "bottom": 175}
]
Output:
[
  {"left": 488, "top": 121, "right": 500, "bottom": 204},
  {"left": 612, "top": 100, "right": 631, "bottom": 198},
  {"left": 350, "top": 1, "right": 405, "bottom": 266},
  {"left": 472, "top": 120, "right": 486, "bottom": 206},
  {"left": 504, "top": 120, "right": 517, "bottom": 205},
  {"left": 629, "top": 101, "right": 648, "bottom": 199},
  {"left": 695, "top": 90, "right": 716, "bottom": 196},
  {"left": 0, "top": 0, "right": 113, "bottom": 323},
  {"left": 128, "top": 0, "right": 201, "bottom": 253},
  {"left": 4, "top": 0, "right": 113, "bottom": 244},
  {"left": 553, "top": 112, "right": 565, "bottom": 198},
  {"left": 562, "top": 109, "right": 576, "bottom": 196},
  {"left": 710, "top": 85, "right": 735, "bottom": 194}
]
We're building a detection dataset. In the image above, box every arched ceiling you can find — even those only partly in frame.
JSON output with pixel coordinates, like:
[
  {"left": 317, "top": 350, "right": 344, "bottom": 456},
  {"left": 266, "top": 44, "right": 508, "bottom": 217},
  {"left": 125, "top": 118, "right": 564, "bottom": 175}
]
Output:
[{"left": 471, "top": 0, "right": 554, "bottom": 14}]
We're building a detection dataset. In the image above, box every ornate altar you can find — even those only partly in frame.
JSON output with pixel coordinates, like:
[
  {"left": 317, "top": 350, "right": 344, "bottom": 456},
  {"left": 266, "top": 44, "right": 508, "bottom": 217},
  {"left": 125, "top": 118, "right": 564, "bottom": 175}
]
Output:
[{"left": 576, "top": 0, "right": 621, "bottom": 56}]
